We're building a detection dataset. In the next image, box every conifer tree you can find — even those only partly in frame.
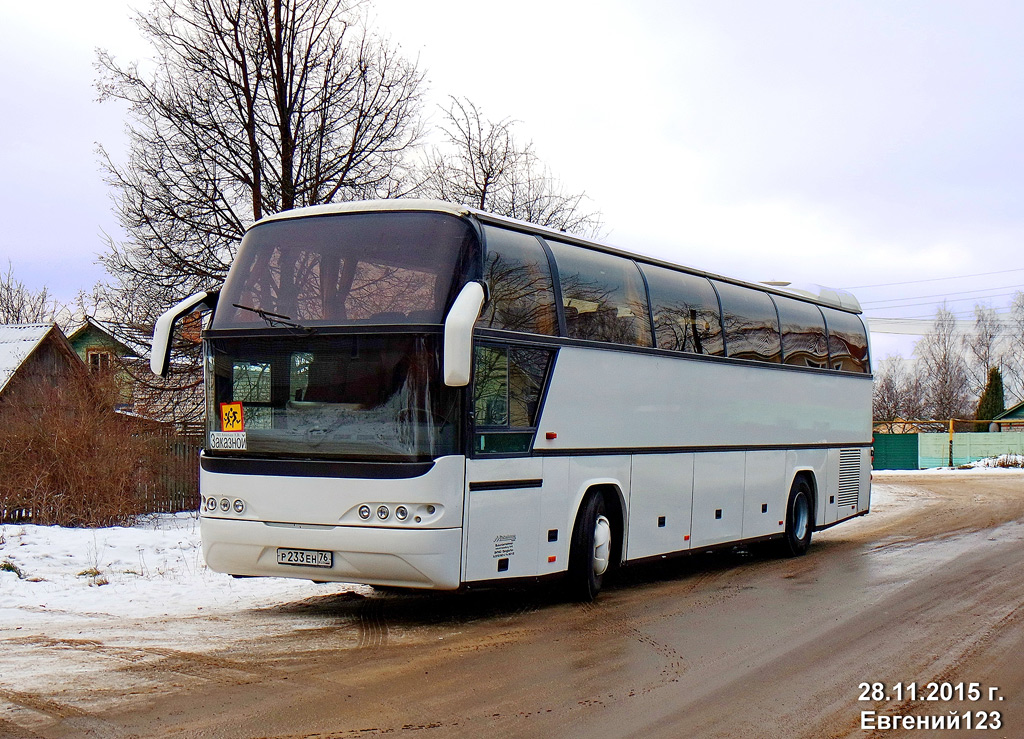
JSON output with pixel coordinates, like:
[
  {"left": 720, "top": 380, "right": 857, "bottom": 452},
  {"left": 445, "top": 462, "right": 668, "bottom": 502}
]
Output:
[{"left": 975, "top": 367, "right": 1005, "bottom": 431}]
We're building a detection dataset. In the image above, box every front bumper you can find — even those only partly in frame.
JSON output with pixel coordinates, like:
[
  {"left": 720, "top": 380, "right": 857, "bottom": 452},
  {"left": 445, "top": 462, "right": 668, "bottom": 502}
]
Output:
[{"left": 201, "top": 516, "right": 463, "bottom": 589}]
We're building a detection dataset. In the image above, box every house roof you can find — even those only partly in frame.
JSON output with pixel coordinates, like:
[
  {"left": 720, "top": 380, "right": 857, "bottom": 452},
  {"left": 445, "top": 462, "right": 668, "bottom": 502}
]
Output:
[
  {"left": 0, "top": 324, "right": 57, "bottom": 395},
  {"left": 993, "top": 400, "right": 1024, "bottom": 421},
  {"left": 67, "top": 316, "right": 150, "bottom": 359}
]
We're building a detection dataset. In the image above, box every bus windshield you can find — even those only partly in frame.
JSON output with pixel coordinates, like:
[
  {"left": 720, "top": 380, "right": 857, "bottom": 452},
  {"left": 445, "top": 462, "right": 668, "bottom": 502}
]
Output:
[
  {"left": 207, "top": 334, "right": 460, "bottom": 461},
  {"left": 212, "top": 211, "right": 479, "bottom": 329}
]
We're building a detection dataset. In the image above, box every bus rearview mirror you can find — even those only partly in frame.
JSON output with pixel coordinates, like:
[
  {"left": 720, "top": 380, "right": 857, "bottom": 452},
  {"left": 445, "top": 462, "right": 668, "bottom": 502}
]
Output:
[
  {"left": 150, "top": 291, "right": 219, "bottom": 377},
  {"left": 443, "top": 281, "right": 486, "bottom": 387}
]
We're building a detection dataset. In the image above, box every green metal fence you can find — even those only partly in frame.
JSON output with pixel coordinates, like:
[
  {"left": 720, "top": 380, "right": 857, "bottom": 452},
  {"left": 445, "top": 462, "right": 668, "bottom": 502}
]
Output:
[
  {"left": 872, "top": 434, "right": 920, "bottom": 470},
  {"left": 873, "top": 432, "right": 1024, "bottom": 469},
  {"left": 918, "top": 432, "right": 1024, "bottom": 468}
]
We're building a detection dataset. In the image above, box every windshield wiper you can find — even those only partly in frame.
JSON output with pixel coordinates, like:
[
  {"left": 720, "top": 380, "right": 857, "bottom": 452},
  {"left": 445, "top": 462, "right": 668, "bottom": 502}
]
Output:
[{"left": 232, "top": 303, "right": 316, "bottom": 333}]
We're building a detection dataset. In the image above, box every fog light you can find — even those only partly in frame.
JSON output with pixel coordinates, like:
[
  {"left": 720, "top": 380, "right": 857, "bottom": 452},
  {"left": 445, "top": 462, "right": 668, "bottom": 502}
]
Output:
[
  {"left": 220, "top": 498, "right": 230, "bottom": 512},
  {"left": 395, "top": 506, "right": 408, "bottom": 521},
  {"left": 377, "top": 505, "right": 390, "bottom": 520},
  {"left": 426, "top": 505, "right": 436, "bottom": 515},
  {"left": 233, "top": 499, "right": 245, "bottom": 514},
  {"left": 205, "top": 497, "right": 217, "bottom": 512},
  {"left": 358, "top": 505, "right": 371, "bottom": 520}
]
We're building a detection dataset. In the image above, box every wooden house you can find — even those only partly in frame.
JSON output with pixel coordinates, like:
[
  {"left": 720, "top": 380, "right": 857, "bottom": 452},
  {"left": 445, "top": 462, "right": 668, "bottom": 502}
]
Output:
[
  {"left": 0, "top": 323, "right": 88, "bottom": 412},
  {"left": 67, "top": 316, "right": 147, "bottom": 371}
]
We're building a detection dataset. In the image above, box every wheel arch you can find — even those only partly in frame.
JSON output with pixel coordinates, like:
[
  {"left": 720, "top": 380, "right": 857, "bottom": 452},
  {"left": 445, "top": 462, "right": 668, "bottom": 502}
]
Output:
[
  {"left": 789, "top": 468, "right": 818, "bottom": 527},
  {"left": 572, "top": 481, "right": 626, "bottom": 569}
]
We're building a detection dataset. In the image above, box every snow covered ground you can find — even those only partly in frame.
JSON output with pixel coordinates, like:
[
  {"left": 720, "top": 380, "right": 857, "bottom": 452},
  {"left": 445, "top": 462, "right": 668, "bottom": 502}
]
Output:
[
  {"left": 0, "top": 512, "right": 369, "bottom": 628},
  {"left": 1, "top": 512, "right": 372, "bottom": 706}
]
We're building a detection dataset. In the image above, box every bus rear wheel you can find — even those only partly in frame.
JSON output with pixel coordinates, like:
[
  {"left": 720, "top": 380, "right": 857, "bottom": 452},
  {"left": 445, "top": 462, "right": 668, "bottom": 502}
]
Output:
[
  {"left": 779, "top": 478, "right": 813, "bottom": 557},
  {"left": 568, "top": 492, "right": 613, "bottom": 601}
]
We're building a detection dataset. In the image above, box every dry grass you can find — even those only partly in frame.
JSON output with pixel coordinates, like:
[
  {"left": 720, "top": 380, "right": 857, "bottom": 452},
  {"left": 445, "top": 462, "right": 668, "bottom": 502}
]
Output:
[{"left": 0, "top": 372, "right": 165, "bottom": 527}]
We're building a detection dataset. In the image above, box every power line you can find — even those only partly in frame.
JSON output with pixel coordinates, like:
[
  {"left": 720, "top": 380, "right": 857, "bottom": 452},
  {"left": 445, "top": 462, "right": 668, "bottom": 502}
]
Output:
[
  {"left": 864, "top": 306, "right": 1020, "bottom": 320},
  {"left": 864, "top": 282, "right": 1024, "bottom": 305},
  {"left": 861, "top": 284, "right": 1024, "bottom": 307},
  {"left": 863, "top": 292, "right": 1023, "bottom": 312},
  {"left": 842, "top": 267, "right": 1024, "bottom": 290}
]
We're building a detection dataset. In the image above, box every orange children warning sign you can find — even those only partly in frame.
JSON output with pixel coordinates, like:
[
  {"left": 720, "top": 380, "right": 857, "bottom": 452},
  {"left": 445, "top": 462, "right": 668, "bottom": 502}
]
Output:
[{"left": 220, "top": 402, "right": 245, "bottom": 432}]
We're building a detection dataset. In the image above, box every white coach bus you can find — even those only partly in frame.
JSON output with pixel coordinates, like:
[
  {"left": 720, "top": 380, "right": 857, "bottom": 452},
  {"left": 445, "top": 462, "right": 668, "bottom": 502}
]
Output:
[{"left": 152, "top": 200, "right": 872, "bottom": 600}]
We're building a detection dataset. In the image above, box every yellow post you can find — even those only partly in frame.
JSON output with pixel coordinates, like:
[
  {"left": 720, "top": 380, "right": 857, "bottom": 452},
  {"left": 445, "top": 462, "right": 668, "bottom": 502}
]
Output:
[{"left": 948, "top": 418, "right": 955, "bottom": 468}]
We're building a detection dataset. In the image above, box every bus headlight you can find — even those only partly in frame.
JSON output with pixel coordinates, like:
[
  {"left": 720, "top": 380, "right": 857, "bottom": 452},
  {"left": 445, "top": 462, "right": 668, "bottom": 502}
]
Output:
[
  {"left": 376, "top": 505, "right": 390, "bottom": 520},
  {"left": 395, "top": 506, "right": 408, "bottom": 521},
  {"left": 233, "top": 499, "right": 245, "bottom": 514},
  {"left": 358, "top": 505, "right": 371, "bottom": 520}
]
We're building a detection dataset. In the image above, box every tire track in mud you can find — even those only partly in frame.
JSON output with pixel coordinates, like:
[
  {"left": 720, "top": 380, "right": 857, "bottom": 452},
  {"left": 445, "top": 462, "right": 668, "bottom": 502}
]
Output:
[
  {"left": 0, "top": 689, "right": 89, "bottom": 719},
  {"left": 0, "top": 716, "right": 46, "bottom": 738},
  {"left": 579, "top": 600, "right": 688, "bottom": 694},
  {"left": 559, "top": 562, "right": 763, "bottom": 706},
  {"left": 263, "top": 593, "right": 664, "bottom": 737},
  {"left": 0, "top": 688, "right": 131, "bottom": 738},
  {"left": 355, "top": 597, "right": 390, "bottom": 648},
  {"left": 268, "top": 723, "right": 451, "bottom": 738},
  {"left": 439, "top": 628, "right": 541, "bottom": 654},
  {"left": 9, "top": 635, "right": 269, "bottom": 686}
]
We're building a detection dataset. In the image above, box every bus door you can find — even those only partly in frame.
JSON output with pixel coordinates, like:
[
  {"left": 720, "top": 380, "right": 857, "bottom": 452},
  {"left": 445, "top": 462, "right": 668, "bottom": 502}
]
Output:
[{"left": 462, "top": 344, "right": 561, "bottom": 582}]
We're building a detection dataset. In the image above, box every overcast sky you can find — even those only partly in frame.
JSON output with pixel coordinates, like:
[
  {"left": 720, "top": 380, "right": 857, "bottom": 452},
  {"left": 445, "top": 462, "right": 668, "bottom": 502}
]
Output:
[{"left": 4, "top": 0, "right": 1024, "bottom": 359}]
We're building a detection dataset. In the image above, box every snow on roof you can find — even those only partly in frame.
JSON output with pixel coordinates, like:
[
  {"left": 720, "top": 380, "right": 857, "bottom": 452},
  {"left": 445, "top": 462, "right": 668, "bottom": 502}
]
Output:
[{"left": 0, "top": 323, "right": 54, "bottom": 395}]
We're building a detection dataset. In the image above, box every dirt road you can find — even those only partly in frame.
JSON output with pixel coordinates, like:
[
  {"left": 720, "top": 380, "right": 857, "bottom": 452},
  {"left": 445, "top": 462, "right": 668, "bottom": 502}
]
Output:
[{"left": 4, "top": 472, "right": 1024, "bottom": 738}]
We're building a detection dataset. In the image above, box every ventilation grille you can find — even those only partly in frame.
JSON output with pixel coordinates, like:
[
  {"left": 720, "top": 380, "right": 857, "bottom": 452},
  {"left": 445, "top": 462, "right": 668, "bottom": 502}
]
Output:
[{"left": 837, "top": 449, "right": 861, "bottom": 507}]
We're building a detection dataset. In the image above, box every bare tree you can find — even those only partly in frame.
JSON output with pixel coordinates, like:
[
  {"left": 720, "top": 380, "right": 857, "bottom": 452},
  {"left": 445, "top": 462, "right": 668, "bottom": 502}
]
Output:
[
  {"left": 95, "top": 0, "right": 425, "bottom": 420},
  {"left": 419, "top": 97, "right": 602, "bottom": 236},
  {"left": 913, "top": 304, "right": 973, "bottom": 422},
  {"left": 97, "top": 0, "right": 425, "bottom": 303},
  {"left": 0, "top": 262, "right": 66, "bottom": 326},
  {"left": 963, "top": 303, "right": 1005, "bottom": 396},
  {"left": 872, "top": 354, "right": 926, "bottom": 431},
  {"left": 1002, "top": 291, "right": 1024, "bottom": 405},
  {"left": 872, "top": 355, "right": 904, "bottom": 432}
]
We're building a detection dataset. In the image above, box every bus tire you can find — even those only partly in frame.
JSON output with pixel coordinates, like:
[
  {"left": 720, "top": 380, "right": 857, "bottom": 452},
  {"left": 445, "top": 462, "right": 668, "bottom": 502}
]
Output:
[
  {"left": 568, "top": 492, "right": 613, "bottom": 601},
  {"left": 779, "top": 477, "right": 813, "bottom": 557}
]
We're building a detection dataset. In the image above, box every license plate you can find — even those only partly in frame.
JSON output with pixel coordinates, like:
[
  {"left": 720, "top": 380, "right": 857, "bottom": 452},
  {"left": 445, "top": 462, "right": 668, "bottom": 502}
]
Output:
[{"left": 276, "top": 548, "right": 333, "bottom": 568}]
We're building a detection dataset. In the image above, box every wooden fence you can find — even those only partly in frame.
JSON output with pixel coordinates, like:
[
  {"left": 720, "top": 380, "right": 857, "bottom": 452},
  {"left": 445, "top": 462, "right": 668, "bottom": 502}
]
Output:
[{"left": 140, "top": 433, "right": 204, "bottom": 514}]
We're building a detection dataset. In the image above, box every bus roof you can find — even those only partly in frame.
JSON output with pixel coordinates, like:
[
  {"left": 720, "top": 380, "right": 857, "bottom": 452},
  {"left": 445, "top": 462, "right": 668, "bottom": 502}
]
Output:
[{"left": 253, "top": 199, "right": 862, "bottom": 313}]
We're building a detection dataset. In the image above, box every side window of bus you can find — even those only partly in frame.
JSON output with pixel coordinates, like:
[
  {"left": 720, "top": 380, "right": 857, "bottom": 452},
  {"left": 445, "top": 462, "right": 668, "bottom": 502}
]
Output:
[
  {"left": 478, "top": 227, "right": 558, "bottom": 335},
  {"left": 773, "top": 295, "right": 829, "bottom": 368},
  {"left": 546, "top": 240, "right": 653, "bottom": 347},
  {"left": 821, "top": 307, "right": 870, "bottom": 373},
  {"left": 473, "top": 345, "right": 553, "bottom": 454},
  {"left": 641, "top": 264, "right": 724, "bottom": 355},
  {"left": 714, "top": 281, "right": 781, "bottom": 363}
]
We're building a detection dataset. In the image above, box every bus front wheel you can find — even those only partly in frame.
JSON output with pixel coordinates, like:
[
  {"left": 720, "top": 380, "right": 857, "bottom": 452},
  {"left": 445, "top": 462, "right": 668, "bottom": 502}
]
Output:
[
  {"left": 779, "top": 478, "right": 813, "bottom": 557},
  {"left": 568, "top": 492, "right": 613, "bottom": 601}
]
